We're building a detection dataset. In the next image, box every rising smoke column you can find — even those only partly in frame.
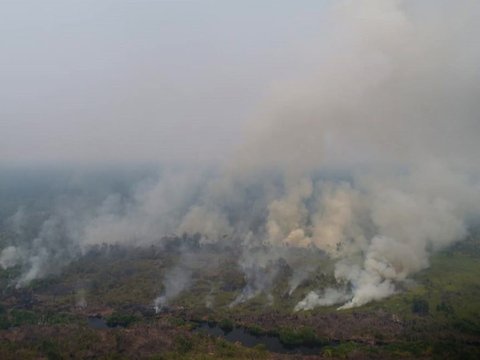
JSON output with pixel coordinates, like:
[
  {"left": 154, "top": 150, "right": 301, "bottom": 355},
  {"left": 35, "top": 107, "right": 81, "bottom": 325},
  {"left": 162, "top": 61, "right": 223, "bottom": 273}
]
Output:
[
  {"left": 2, "top": 0, "right": 480, "bottom": 311},
  {"left": 183, "top": 0, "right": 480, "bottom": 309}
]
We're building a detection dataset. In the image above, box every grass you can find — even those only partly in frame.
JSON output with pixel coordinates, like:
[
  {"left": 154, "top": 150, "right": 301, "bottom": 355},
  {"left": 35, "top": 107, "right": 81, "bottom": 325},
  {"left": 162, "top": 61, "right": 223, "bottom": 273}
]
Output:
[
  {"left": 1, "top": 237, "right": 480, "bottom": 358},
  {"left": 357, "top": 241, "right": 480, "bottom": 323},
  {"left": 277, "top": 326, "right": 322, "bottom": 347}
]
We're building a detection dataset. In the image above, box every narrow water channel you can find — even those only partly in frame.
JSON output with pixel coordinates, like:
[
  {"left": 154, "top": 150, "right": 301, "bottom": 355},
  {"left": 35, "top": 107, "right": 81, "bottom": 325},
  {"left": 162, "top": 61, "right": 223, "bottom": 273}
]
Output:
[
  {"left": 194, "top": 323, "right": 324, "bottom": 355},
  {"left": 86, "top": 316, "right": 326, "bottom": 355},
  {"left": 87, "top": 316, "right": 109, "bottom": 329}
]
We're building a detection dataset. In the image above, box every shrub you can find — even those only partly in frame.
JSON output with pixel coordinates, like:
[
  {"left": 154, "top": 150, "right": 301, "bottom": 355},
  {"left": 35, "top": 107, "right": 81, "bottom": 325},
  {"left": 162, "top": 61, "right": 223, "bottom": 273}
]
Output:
[
  {"left": 412, "top": 298, "right": 429, "bottom": 315},
  {"left": 10, "top": 309, "right": 38, "bottom": 326},
  {"left": 278, "top": 326, "right": 321, "bottom": 347},
  {"left": 219, "top": 319, "right": 234, "bottom": 333},
  {"left": 0, "top": 315, "right": 10, "bottom": 329},
  {"left": 38, "top": 340, "right": 62, "bottom": 360},
  {"left": 175, "top": 335, "right": 193, "bottom": 354},
  {"left": 246, "top": 324, "right": 265, "bottom": 336},
  {"left": 106, "top": 312, "right": 138, "bottom": 327},
  {"left": 436, "top": 301, "right": 455, "bottom": 316}
]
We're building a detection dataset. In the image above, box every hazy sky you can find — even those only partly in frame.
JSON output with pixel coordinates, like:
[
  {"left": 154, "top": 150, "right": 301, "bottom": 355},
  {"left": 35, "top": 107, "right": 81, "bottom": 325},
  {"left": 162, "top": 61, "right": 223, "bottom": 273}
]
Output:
[
  {"left": 0, "top": 0, "right": 329, "bottom": 166},
  {"left": 2, "top": 0, "right": 480, "bottom": 309}
]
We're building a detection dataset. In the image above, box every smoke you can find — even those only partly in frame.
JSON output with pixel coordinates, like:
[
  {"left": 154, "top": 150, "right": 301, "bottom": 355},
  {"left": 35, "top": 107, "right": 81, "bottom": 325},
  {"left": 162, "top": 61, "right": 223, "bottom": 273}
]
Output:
[
  {"left": 82, "top": 169, "right": 208, "bottom": 246},
  {"left": 0, "top": 246, "right": 20, "bottom": 269},
  {"left": 295, "top": 287, "right": 351, "bottom": 311},
  {"left": 288, "top": 263, "right": 317, "bottom": 296},
  {"left": 154, "top": 263, "right": 192, "bottom": 312},
  {"left": 229, "top": 242, "right": 282, "bottom": 307},
  {"left": 1, "top": 0, "right": 480, "bottom": 311},
  {"left": 1, "top": 202, "right": 87, "bottom": 287},
  {"left": 75, "top": 287, "right": 88, "bottom": 309},
  {"left": 178, "top": 206, "right": 232, "bottom": 243},
  {"left": 213, "top": 0, "right": 480, "bottom": 309},
  {"left": 154, "top": 245, "right": 223, "bottom": 312}
]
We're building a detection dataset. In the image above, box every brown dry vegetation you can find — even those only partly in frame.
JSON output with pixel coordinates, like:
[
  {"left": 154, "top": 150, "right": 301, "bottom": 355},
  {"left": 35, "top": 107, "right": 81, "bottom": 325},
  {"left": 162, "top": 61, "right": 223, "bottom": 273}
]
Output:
[{"left": 0, "top": 236, "right": 479, "bottom": 358}]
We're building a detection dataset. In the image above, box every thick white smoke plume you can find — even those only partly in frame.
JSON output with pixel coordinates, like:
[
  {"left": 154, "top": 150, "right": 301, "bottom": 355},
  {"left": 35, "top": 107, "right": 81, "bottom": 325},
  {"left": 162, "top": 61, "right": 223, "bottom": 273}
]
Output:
[
  {"left": 2, "top": 0, "right": 480, "bottom": 310},
  {"left": 189, "top": 0, "right": 480, "bottom": 309},
  {"left": 154, "top": 263, "right": 192, "bottom": 313},
  {"left": 295, "top": 288, "right": 351, "bottom": 311}
]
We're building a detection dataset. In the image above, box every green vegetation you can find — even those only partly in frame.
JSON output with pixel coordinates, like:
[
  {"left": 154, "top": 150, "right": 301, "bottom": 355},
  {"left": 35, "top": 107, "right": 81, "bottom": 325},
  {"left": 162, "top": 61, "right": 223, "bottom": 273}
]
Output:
[
  {"left": 277, "top": 326, "right": 322, "bottom": 347},
  {"left": 411, "top": 297, "right": 429, "bottom": 315},
  {"left": 174, "top": 335, "right": 193, "bottom": 354},
  {"left": 245, "top": 324, "right": 266, "bottom": 336},
  {"left": 10, "top": 309, "right": 38, "bottom": 326},
  {"left": 0, "top": 235, "right": 479, "bottom": 358},
  {"left": 106, "top": 312, "right": 139, "bottom": 328},
  {"left": 218, "top": 318, "right": 234, "bottom": 333}
]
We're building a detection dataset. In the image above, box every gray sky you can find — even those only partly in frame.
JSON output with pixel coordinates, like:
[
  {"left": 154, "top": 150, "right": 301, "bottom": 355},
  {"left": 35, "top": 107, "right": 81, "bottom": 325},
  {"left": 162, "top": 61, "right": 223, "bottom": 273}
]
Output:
[{"left": 0, "top": 0, "right": 329, "bottom": 166}]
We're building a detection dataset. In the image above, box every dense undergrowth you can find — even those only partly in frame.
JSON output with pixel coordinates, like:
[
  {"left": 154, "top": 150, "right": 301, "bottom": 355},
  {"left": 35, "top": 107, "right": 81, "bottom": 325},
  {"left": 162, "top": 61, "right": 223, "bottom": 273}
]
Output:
[{"left": 0, "top": 235, "right": 479, "bottom": 358}]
